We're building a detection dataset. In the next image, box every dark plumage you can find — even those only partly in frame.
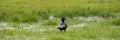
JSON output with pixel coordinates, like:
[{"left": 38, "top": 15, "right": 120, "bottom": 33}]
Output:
[{"left": 57, "top": 17, "right": 67, "bottom": 32}]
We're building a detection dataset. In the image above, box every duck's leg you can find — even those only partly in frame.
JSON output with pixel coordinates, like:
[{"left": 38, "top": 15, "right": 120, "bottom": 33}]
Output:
[
  {"left": 63, "top": 30, "right": 65, "bottom": 32},
  {"left": 60, "top": 30, "right": 62, "bottom": 32}
]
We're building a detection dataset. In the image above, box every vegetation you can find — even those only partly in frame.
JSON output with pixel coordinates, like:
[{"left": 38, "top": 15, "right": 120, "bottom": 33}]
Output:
[
  {"left": 0, "top": 0, "right": 120, "bottom": 40},
  {"left": 0, "top": 0, "right": 120, "bottom": 22}
]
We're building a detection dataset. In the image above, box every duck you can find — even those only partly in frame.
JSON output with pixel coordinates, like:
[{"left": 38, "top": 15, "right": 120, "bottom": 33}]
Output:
[{"left": 57, "top": 17, "right": 67, "bottom": 32}]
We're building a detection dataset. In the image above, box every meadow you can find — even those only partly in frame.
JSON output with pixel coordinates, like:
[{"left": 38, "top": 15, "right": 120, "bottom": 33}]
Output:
[{"left": 0, "top": 0, "right": 120, "bottom": 40}]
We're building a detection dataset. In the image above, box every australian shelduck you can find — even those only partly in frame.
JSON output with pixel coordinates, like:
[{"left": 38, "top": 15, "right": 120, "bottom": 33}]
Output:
[{"left": 57, "top": 17, "right": 67, "bottom": 32}]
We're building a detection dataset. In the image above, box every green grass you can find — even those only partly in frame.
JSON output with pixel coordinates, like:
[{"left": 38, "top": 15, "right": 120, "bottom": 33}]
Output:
[
  {"left": 111, "top": 18, "right": 120, "bottom": 26},
  {"left": 0, "top": 0, "right": 120, "bottom": 22},
  {"left": 0, "top": 18, "right": 120, "bottom": 40},
  {"left": 0, "top": 0, "right": 120, "bottom": 40}
]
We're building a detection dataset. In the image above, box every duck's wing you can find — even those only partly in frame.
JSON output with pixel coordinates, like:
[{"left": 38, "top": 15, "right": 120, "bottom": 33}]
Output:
[
  {"left": 58, "top": 23, "right": 64, "bottom": 28},
  {"left": 60, "top": 25, "right": 65, "bottom": 28},
  {"left": 58, "top": 23, "right": 67, "bottom": 29}
]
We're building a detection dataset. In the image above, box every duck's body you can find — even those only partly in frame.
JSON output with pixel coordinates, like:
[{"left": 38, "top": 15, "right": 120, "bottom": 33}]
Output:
[
  {"left": 58, "top": 22, "right": 67, "bottom": 31},
  {"left": 57, "top": 17, "right": 67, "bottom": 32}
]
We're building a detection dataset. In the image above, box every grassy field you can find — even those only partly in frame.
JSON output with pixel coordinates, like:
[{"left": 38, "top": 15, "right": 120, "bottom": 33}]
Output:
[
  {"left": 0, "top": 0, "right": 120, "bottom": 40},
  {"left": 0, "top": 0, "right": 120, "bottom": 22}
]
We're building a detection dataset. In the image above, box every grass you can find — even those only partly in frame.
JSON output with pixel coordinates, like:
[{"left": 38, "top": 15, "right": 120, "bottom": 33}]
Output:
[
  {"left": 0, "top": 17, "right": 120, "bottom": 40},
  {"left": 111, "top": 18, "right": 120, "bottom": 26},
  {"left": 0, "top": 0, "right": 120, "bottom": 22},
  {"left": 0, "top": 0, "right": 120, "bottom": 40}
]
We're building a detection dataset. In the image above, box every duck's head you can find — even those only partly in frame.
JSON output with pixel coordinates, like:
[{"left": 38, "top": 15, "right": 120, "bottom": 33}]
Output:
[{"left": 61, "top": 17, "right": 66, "bottom": 22}]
